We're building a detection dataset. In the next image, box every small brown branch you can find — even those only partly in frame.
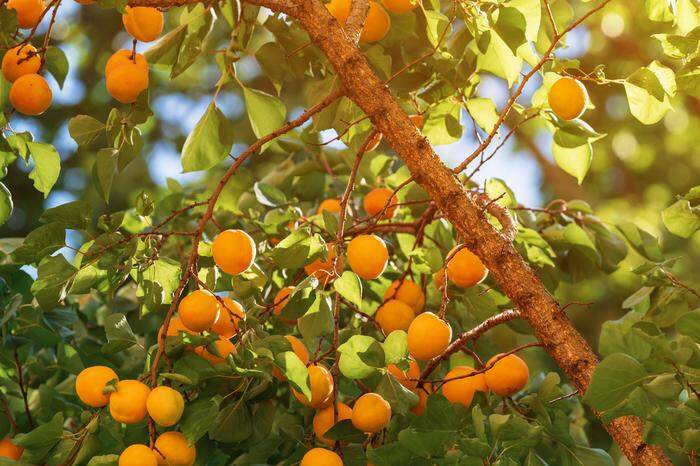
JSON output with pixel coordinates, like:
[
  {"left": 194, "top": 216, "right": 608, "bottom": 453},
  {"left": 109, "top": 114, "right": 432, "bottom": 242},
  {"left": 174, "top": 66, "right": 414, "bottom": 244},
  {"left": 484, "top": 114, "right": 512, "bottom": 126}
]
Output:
[{"left": 13, "top": 348, "right": 34, "bottom": 429}]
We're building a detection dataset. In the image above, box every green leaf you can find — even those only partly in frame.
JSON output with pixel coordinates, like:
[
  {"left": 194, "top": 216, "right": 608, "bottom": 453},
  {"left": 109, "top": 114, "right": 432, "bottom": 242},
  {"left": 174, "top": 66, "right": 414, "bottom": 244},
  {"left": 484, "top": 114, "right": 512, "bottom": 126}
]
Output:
[
  {"left": 466, "top": 98, "right": 500, "bottom": 133},
  {"left": 297, "top": 293, "right": 334, "bottom": 338},
  {"left": 31, "top": 255, "right": 77, "bottom": 310},
  {"left": 583, "top": 353, "right": 648, "bottom": 411},
  {"left": 86, "top": 455, "right": 119, "bottom": 466},
  {"left": 132, "top": 258, "right": 181, "bottom": 313},
  {"left": 375, "top": 373, "right": 419, "bottom": 414},
  {"left": 181, "top": 103, "right": 235, "bottom": 172},
  {"left": 180, "top": 398, "right": 219, "bottom": 444},
  {"left": 253, "top": 182, "right": 287, "bottom": 207},
  {"left": 617, "top": 222, "right": 664, "bottom": 262},
  {"left": 333, "top": 271, "right": 363, "bottom": 308},
  {"left": 39, "top": 200, "right": 91, "bottom": 230},
  {"left": 275, "top": 351, "right": 310, "bottom": 397},
  {"left": 68, "top": 115, "right": 105, "bottom": 147},
  {"left": 14, "top": 413, "right": 63, "bottom": 461},
  {"left": 0, "top": 181, "right": 12, "bottom": 227},
  {"left": 242, "top": 86, "right": 286, "bottom": 150},
  {"left": 209, "top": 401, "right": 252, "bottom": 443},
  {"left": 662, "top": 199, "right": 700, "bottom": 238},
  {"left": 171, "top": 7, "right": 213, "bottom": 78},
  {"left": 12, "top": 222, "right": 66, "bottom": 264},
  {"left": 27, "top": 142, "right": 61, "bottom": 197},
  {"left": 485, "top": 178, "right": 516, "bottom": 208},
  {"left": 338, "top": 334, "right": 380, "bottom": 379},
  {"left": 44, "top": 46, "right": 69, "bottom": 88},
  {"left": 382, "top": 330, "right": 408, "bottom": 365},
  {"left": 477, "top": 30, "right": 523, "bottom": 87},
  {"left": 676, "top": 310, "right": 700, "bottom": 340},
  {"left": 624, "top": 62, "right": 675, "bottom": 125},
  {"left": 423, "top": 100, "right": 463, "bottom": 146},
  {"left": 92, "top": 149, "right": 117, "bottom": 203},
  {"left": 569, "top": 447, "right": 614, "bottom": 466},
  {"left": 552, "top": 132, "right": 592, "bottom": 184},
  {"left": 101, "top": 313, "right": 138, "bottom": 354}
]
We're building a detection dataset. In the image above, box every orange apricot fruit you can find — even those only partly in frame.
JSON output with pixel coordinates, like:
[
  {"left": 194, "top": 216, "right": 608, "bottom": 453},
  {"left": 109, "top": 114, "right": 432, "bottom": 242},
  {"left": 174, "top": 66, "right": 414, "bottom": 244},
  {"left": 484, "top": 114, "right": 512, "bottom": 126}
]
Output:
[
  {"left": 212, "top": 229, "right": 256, "bottom": 275},
  {"left": 347, "top": 234, "right": 389, "bottom": 280},
  {"left": 407, "top": 312, "right": 452, "bottom": 361},
  {"left": 292, "top": 364, "right": 334, "bottom": 408},
  {"left": 7, "top": 0, "right": 45, "bottom": 29},
  {"left": 351, "top": 393, "right": 391, "bottom": 433},
  {"left": 273, "top": 335, "right": 310, "bottom": 380},
  {"left": 387, "top": 358, "right": 420, "bottom": 390},
  {"left": 313, "top": 402, "right": 353, "bottom": 445},
  {"left": 375, "top": 299, "right": 414, "bottom": 335},
  {"left": 119, "top": 444, "right": 157, "bottom": 466},
  {"left": 381, "top": 0, "right": 419, "bottom": 13},
  {"left": 410, "top": 385, "right": 431, "bottom": 415},
  {"left": 210, "top": 297, "right": 245, "bottom": 338},
  {"left": 446, "top": 246, "right": 488, "bottom": 288},
  {"left": 442, "top": 366, "right": 488, "bottom": 407},
  {"left": 273, "top": 286, "right": 297, "bottom": 324},
  {"left": 363, "top": 187, "right": 398, "bottom": 219},
  {"left": 158, "top": 316, "right": 192, "bottom": 341},
  {"left": 2, "top": 44, "right": 41, "bottom": 82},
  {"left": 383, "top": 279, "right": 424, "bottom": 312},
  {"left": 105, "top": 49, "right": 148, "bottom": 76},
  {"left": 484, "top": 353, "right": 529, "bottom": 397},
  {"left": 9, "top": 73, "right": 52, "bottom": 115},
  {"left": 547, "top": 77, "right": 589, "bottom": 121},
  {"left": 109, "top": 379, "right": 151, "bottom": 424},
  {"left": 106, "top": 60, "right": 149, "bottom": 104},
  {"left": 0, "top": 438, "right": 23, "bottom": 460},
  {"left": 326, "top": 0, "right": 390, "bottom": 43},
  {"left": 317, "top": 198, "right": 342, "bottom": 215},
  {"left": 301, "top": 448, "right": 343, "bottom": 466},
  {"left": 122, "top": 6, "right": 164, "bottom": 43},
  {"left": 146, "top": 386, "right": 185, "bottom": 427},
  {"left": 304, "top": 243, "right": 340, "bottom": 285},
  {"left": 195, "top": 338, "right": 236, "bottom": 365},
  {"left": 75, "top": 365, "right": 118, "bottom": 408},
  {"left": 154, "top": 431, "right": 196, "bottom": 466},
  {"left": 178, "top": 289, "right": 219, "bottom": 332}
]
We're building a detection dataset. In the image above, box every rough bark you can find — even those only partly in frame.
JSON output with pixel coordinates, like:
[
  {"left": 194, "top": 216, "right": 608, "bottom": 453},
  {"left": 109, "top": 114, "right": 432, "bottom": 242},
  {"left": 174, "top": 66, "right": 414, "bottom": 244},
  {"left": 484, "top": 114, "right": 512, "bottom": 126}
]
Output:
[{"left": 284, "top": 1, "right": 671, "bottom": 464}]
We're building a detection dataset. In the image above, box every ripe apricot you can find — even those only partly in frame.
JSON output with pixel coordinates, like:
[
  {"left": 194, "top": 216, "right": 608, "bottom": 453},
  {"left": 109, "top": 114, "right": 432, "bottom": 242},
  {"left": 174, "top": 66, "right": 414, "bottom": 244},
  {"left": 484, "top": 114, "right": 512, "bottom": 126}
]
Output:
[
  {"left": 109, "top": 379, "right": 151, "bottom": 424},
  {"left": 105, "top": 50, "right": 148, "bottom": 77},
  {"left": 326, "top": 0, "right": 390, "bottom": 43},
  {"left": 0, "top": 438, "right": 23, "bottom": 460},
  {"left": 273, "top": 286, "right": 297, "bottom": 324},
  {"left": 301, "top": 448, "right": 343, "bottom": 466},
  {"left": 9, "top": 73, "right": 52, "bottom": 115},
  {"left": 313, "top": 402, "right": 353, "bottom": 445},
  {"left": 106, "top": 60, "right": 149, "bottom": 104},
  {"left": 75, "top": 365, "right": 118, "bottom": 408},
  {"left": 317, "top": 199, "right": 342, "bottom": 215},
  {"left": 146, "top": 386, "right": 185, "bottom": 427},
  {"left": 7, "top": 0, "right": 45, "bottom": 29},
  {"left": 363, "top": 187, "right": 397, "bottom": 219},
  {"left": 387, "top": 358, "right": 420, "bottom": 389},
  {"left": 178, "top": 289, "right": 219, "bottom": 332},
  {"left": 212, "top": 229, "right": 256, "bottom": 275},
  {"left": 381, "top": 0, "right": 418, "bottom": 13},
  {"left": 347, "top": 234, "right": 388, "bottom": 280},
  {"left": 442, "top": 366, "right": 488, "bottom": 407},
  {"left": 410, "top": 385, "right": 431, "bottom": 415},
  {"left": 210, "top": 297, "right": 245, "bottom": 338},
  {"left": 159, "top": 316, "right": 193, "bottom": 341},
  {"left": 119, "top": 444, "right": 157, "bottom": 466},
  {"left": 484, "top": 353, "right": 529, "bottom": 397},
  {"left": 548, "top": 77, "right": 588, "bottom": 121},
  {"left": 195, "top": 338, "right": 236, "bottom": 365},
  {"left": 446, "top": 246, "right": 488, "bottom": 288},
  {"left": 292, "top": 364, "right": 334, "bottom": 408},
  {"left": 383, "top": 279, "right": 424, "bottom": 312},
  {"left": 273, "top": 335, "right": 310, "bottom": 380},
  {"left": 407, "top": 312, "right": 452, "bottom": 361},
  {"left": 304, "top": 243, "right": 340, "bottom": 285},
  {"left": 2, "top": 44, "right": 40, "bottom": 82},
  {"left": 154, "top": 431, "right": 196, "bottom": 466},
  {"left": 433, "top": 267, "right": 446, "bottom": 289},
  {"left": 122, "top": 7, "right": 164, "bottom": 43},
  {"left": 351, "top": 393, "right": 391, "bottom": 433},
  {"left": 375, "top": 299, "right": 414, "bottom": 334}
]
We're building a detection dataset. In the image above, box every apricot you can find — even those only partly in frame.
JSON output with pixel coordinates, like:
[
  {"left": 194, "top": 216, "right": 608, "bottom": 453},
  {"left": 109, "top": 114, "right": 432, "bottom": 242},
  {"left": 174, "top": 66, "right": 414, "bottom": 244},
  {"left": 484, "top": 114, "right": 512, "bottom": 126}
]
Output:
[
  {"left": 0, "top": 438, "right": 23, "bottom": 460},
  {"left": 146, "top": 386, "right": 185, "bottom": 427},
  {"left": 106, "top": 61, "right": 149, "bottom": 104},
  {"left": 442, "top": 366, "right": 488, "bottom": 407},
  {"left": 7, "top": 0, "right": 45, "bottom": 29},
  {"left": 119, "top": 444, "right": 157, "bottom": 466},
  {"left": 109, "top": 379, "right": 151, "bottom": 424},
  {"left": 195, "top": 338, "right": 236, "bottom": 365},
  {"left": 407, "top": 312, "right": 452, "bottom": 361},
  {"left": 484, "top": 354, "right": 529, "bottom": 397},
  {"left": 375, "top": 299, "right": 414, "bottom": 335},
  {"left": 351, "top": 393, "right": 391, "bottom": 433},
  {"left": 304, "top": 243, "right": 340, "bottom": 285},
  {"left": 387, "top": 358, "right": 420, "bottom": 389},
  {"left": 292, "top": 364, "right": 334, "bottom": 408},
  {"left": 75, "top": 365, "right": 118, "bottom": 408},
  {"left": 317, "top": 198, "right": 342, "bottom": 215},
  {"left": 122, "top": 7, "right": 164, "bottom": 43},
  {"left": 363, "top": 187, "right": 397, "bottom": 219},
  {"left": 210, "top": 297, "right": 245, "bottom": 338},
  {"left": 347, "top": 234, "right": 388, "bottom": 280},
  {"left": 433, "top": 267, "right": 446, "bottom": 289},
  {"left": 301, "top": 448, "right": 343, "bottom": 466},
  {"left": 410, "top": 385, "right": 431, "bottom": 415},
  {"left": 446, "top": 246, "right": 488, "bottom": 288},
  {"left": 105, "top": 49, "right": 148, "bottom": 76},
  {"left": 548, "top": 77, "right": 588, "bottom": 121},
  {"left": 2, "top": 44, "right": 41, "bottom": 82},
  {"left": 212, "top": 229, "right": 256, "bottom": 275},
  {"left": 381, "top": 0, "right": 419, "bottom": 13},
  {"left": 326, "top": 0, "right": 390, "bottom": 43},
  {"left": 154, "top": 431, "right": 196, "bottom": 466},
  {"left": 9, "top": 73, "right": 52, "bottom": 115},
  {"left": 273, "top": 286, "right": 297, "bottom": 324},
  {"left": 178, "top": 289, "right": 219, "bottom": 332},
  {"left": 158, "top": 316, "right": 192, "bottom": 341},
  {"left": 383, "top": 279, "right": 424, "bottom": 312},
  {"left": 313, "top": 402, "right": 353, "bottom": 445}
]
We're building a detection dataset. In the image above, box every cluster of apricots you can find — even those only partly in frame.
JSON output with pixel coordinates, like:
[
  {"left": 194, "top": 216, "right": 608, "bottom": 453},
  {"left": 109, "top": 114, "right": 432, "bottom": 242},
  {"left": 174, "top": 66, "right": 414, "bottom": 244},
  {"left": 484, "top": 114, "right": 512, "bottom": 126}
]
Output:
[{"left": 326, "top": 0, "right": 420, "bottom": 44}]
